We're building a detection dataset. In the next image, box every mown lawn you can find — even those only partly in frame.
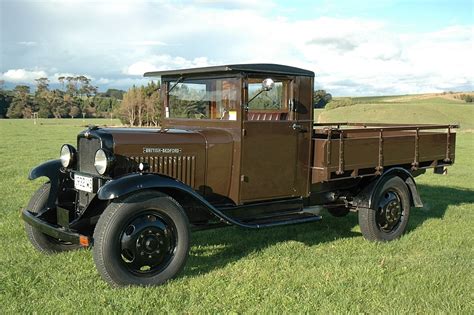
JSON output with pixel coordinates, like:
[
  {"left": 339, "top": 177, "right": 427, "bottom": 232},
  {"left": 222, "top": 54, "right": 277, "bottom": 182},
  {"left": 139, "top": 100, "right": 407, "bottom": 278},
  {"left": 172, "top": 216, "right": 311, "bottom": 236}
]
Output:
[{"left": 0, "top": 117, "right": 473, "bottom": 313}]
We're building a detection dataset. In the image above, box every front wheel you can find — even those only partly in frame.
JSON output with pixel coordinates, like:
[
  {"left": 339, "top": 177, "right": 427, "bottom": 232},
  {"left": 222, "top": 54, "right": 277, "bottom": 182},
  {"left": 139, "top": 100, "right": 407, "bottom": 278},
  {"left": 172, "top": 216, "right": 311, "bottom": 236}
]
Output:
[
  {"left": 358, "top": 176, "right": 411, "bottom": 242},
  {"left": 93, "top": 191, "right": 190, "bottom": 287}
]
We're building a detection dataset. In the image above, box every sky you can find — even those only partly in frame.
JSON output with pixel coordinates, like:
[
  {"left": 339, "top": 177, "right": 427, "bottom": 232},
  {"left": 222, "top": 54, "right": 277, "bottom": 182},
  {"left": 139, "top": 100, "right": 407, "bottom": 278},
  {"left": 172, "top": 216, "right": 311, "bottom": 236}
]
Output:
[{"left": 0, "top": 0, "right": 472, "bottom": 96}]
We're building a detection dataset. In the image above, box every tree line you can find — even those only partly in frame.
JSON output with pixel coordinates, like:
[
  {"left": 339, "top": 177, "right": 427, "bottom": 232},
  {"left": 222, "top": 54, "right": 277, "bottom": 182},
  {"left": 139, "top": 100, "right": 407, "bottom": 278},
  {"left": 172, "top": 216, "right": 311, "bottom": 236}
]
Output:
[
  {"left": 0, "top": 77, "right": 124, "bottom": 119},
  {"left": 118, "top": 81, "right": 161, "bottom": 126},
  {"left": 0, "top": 77, "right": 331, "bottom": 126}
]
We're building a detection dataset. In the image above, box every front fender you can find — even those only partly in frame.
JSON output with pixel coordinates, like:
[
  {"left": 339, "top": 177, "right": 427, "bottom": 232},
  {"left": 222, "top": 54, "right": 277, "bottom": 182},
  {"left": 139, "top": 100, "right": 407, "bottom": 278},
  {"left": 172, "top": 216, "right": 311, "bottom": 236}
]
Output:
[
  {"left": 97, "top": 173, "right": 195, "bottom": 200},
  {"left": 28, "top": 159, "right": 63, "bottom": 208},
  {"left": 97, "top": 173, "right": 258, "bottom": 228},
  {"left": 29, "top": 159, "right": 62, "bottom": 181}
]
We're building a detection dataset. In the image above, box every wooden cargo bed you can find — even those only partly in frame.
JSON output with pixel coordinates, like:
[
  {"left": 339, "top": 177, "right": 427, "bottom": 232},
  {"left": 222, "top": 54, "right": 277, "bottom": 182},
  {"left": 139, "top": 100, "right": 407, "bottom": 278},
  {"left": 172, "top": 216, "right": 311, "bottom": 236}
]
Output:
[{"left": 311, "top": 123, "right": 458, "bottom": 183}]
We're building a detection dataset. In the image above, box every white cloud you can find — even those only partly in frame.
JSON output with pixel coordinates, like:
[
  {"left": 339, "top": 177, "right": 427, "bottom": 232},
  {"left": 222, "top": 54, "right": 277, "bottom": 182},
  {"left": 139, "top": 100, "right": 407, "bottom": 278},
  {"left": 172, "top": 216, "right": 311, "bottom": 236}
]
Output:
[
  {"left": 0, "top": 69, "right": 48, "bottom": 83},
  {"left": 123, "top": 55, "right": 212, "bottom": 76},
  {"left": 191, "top": 0, "right": 275, "bottom": 10},
  {"left": 96, "top": 78, "right": 111, "bottom": 84},
  {"left": 97, "top": 77, "right": 151, "bottom": 89},
  {"left": 127, "top": 40, "right": 167, "bottom": 47},
  {"left": 18, "top": 41, "right": 37, "bottom": 46},
  {"left": 123, "top": 61, "right": 157, "bottom": 76},
  {"left": 1, "top": 1, "right": 472, "bottom": 95}
]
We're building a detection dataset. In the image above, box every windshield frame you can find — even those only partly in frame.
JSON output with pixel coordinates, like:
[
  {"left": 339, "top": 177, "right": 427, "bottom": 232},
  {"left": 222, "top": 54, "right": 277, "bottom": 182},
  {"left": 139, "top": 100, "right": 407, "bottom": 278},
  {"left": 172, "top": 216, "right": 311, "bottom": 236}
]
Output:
[{"left": 162, "top": 74, "right": 243, "bottom": 126}]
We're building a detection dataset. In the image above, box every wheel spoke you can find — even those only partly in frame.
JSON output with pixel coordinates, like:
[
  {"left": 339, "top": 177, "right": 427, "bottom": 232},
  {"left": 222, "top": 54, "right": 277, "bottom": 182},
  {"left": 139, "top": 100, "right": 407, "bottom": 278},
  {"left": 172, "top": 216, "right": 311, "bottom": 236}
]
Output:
[
  {"left": 118, "top": 210, "right": 177, "bottom": 275},
  {"left": 376, "top": 190, "right": 403, "bottom": 232},
  {"left": 126, "top": 254, "right": 148, "bottom": 271}
]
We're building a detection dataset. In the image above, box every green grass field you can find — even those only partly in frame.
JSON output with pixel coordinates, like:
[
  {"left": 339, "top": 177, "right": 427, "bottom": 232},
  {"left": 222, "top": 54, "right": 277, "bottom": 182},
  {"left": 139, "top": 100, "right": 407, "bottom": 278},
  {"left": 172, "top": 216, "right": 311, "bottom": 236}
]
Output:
[
  {"left": 318, "top": 95, "right": 474, "bottom": 130},
  {"left": 1, "top": 98, "right": 473, "bottom": 313}
]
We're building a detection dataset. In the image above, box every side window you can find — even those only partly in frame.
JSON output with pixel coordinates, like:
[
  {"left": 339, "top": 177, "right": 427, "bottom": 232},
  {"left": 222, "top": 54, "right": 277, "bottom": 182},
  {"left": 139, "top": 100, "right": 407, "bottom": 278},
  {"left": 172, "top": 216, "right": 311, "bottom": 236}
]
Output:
[
  {"left": 248, "top": 81, "right": 285, "bottom": 110},
  {"left": 247, "top": 78, "right": 292, "bottom": 121}
]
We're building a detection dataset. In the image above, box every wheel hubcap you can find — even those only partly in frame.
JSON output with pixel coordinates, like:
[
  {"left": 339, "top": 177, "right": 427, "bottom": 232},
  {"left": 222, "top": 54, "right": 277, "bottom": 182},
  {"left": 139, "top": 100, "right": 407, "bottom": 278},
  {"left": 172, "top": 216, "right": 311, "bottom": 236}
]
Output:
[
  {"left": 376, "top": 191, "right": 403, "bottom": 232},
  {"left": 120, "top": 212, "right": 176, "bottom": 274}
]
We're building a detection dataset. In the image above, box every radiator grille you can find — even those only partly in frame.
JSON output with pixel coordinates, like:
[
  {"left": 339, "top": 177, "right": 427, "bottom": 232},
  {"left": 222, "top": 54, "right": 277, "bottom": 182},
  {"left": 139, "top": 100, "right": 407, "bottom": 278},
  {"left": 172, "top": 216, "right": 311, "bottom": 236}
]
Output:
[
  {"left": 78, "top": 137, "right": 101, "bottom": 174},
  {"left": 130, "top": 156, "right": 196, "bottom": 186}
]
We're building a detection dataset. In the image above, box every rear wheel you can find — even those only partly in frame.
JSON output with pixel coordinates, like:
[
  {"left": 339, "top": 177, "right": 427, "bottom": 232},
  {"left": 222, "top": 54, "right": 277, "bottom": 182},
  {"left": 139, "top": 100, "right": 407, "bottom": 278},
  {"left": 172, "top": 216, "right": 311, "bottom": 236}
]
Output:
[
  {"left": 93, "top": 191, "right": 190, "bottom": 287},
  {"left": 358, "top": 177, "right": 411, "bottom": 241},
  {"left": 24, "top": 183, "right": 81, "bottom": 254}
]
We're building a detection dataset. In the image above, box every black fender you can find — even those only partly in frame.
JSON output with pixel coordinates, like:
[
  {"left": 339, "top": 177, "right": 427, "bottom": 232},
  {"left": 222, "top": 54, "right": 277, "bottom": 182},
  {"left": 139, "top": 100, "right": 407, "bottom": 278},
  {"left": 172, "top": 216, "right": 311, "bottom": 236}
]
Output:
[
  {"left": 353, "top": 167, "right": 423, "bottom": 210},
  {"left": 28, "top": 159, "right": 63, "bottom": 208},
  {"left": 97, "top": 173, "right": 258, "bottom": 228}
]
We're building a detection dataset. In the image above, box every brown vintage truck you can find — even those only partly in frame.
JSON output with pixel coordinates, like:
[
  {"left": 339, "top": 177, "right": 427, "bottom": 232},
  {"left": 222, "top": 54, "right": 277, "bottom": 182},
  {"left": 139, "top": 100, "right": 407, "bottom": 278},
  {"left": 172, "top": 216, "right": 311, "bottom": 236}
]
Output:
[{"left": 22, "top": 64, "right": 457, "bottom": 286}]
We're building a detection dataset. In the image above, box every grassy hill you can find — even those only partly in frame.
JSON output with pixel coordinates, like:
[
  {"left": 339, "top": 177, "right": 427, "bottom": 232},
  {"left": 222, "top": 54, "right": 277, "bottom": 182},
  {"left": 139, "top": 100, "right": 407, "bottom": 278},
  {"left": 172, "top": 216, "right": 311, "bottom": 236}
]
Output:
[{"left": 317, "top": 94, "right": 474, "bottom": 130}]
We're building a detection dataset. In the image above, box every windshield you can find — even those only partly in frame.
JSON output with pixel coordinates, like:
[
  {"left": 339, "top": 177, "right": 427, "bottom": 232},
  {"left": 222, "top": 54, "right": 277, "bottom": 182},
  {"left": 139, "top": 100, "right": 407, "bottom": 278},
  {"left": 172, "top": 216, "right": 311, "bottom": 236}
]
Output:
[{"left": 166, "top": 77, "right": 240, "bottom": 120}]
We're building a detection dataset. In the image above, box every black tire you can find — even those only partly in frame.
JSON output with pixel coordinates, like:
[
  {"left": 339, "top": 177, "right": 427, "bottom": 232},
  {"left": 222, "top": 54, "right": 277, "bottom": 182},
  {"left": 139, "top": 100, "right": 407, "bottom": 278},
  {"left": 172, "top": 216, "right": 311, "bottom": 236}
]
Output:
[
  {"left": 327, "top": 206, "right": 350, "bottom": 217},
  {"left": 93, "top": 191, "right": 190, "bottom": 287},
  {"left": 24, "top": 183, "right": 81, "bottom": 254},
  {"left": 358, "top": 176, "right": 411, "bottom": 242}
]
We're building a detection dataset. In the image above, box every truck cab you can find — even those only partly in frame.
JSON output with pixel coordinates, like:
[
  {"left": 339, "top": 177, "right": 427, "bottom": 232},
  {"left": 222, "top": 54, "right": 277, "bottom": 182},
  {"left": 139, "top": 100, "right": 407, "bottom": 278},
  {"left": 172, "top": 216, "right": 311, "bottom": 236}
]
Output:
[
  {"left": 21, "top": 64, "right": 457, "bottom": 287},
  {"left": 145, "top": 64, "right": 315, "bottom": 204}
]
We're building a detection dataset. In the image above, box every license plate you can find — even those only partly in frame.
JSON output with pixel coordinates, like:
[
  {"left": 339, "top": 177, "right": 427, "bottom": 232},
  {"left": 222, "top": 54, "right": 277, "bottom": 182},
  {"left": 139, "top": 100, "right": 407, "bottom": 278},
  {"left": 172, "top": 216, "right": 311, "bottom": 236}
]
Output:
[{"left": 74, "top": 174, "right": 93, "bottom": 192}]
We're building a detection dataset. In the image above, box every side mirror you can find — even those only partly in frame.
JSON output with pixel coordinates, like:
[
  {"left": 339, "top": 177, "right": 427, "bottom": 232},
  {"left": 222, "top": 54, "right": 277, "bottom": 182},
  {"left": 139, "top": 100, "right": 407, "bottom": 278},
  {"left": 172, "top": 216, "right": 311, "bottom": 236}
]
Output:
[
  {"left": 262, "top": 78, "right": 274, "bottom": 91},
  {"left": 247, "top": 78, "right": 276, "bottom": 107}
]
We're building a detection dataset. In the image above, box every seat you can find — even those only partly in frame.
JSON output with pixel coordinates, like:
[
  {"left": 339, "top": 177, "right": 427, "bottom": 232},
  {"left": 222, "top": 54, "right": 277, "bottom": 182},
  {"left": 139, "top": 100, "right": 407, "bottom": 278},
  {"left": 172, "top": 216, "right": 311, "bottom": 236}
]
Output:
[{"left": 248, "top": 110, "right": 288, "bottom": 121}]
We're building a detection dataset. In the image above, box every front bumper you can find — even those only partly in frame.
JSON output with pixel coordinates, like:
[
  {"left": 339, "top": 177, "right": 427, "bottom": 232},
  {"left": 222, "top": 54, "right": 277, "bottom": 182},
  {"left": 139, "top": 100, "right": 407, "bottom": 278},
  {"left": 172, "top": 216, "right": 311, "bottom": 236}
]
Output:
[{"left": 22, "top": 210, "right": 90, "bottom": 246}]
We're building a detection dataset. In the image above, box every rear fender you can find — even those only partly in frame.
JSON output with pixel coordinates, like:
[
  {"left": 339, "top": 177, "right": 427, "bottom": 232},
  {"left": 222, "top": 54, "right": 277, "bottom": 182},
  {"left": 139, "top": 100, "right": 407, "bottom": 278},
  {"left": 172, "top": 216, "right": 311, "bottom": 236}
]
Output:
[
  {"left": 28, "top": 159, "right": 63, "bottom": 208},
  {"left": 353, "top": 167, "right": 423, "bottom": 210}
]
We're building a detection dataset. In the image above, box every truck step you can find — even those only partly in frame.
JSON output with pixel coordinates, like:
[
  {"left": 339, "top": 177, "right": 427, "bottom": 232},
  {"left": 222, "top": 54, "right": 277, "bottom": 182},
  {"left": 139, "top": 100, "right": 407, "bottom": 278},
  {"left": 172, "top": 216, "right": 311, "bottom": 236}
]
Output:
[{"left": 241, "top": 212, "right": 322, "bottom": 228}]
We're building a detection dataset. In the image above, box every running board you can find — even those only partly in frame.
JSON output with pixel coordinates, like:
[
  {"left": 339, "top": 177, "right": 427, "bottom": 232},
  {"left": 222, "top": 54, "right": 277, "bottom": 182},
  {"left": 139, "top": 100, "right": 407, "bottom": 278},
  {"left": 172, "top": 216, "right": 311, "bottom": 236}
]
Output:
[{"left": 239, "top": 212, "right": 322, "bottom": 229}]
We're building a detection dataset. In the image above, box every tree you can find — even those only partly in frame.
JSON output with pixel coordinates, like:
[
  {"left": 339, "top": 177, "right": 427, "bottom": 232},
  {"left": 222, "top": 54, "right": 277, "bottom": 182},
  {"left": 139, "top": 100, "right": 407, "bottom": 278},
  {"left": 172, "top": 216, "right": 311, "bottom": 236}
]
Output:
[
  {"left": 77, "top": 75, "right": 97, "bottom": 97},
  {"left": 69, "top": 105, "right": 81, "bottom": 118},
  {"left": 36, "top": 89, "right": 67, "bottom": 118},
  {"left": 65, "top": 76, "right": 78, "bottom": 96},
  {"left": 58, "top": 76, "right": 65, "bottom": 91},
  {"left": 34, "top": 77, "right": 50, "bottom": 116},
  {"left": 0, "top": 87, "right": 13, "bottom": 118},
  {"left": 7, "top": 85, "right": 32, "bottom": 118},
  {"left": 144, "top": 81, "right": 161, "bottom": 126},
  {"left": 117, "top": 82, "right": 162, "bottom": 126},
  {"left": 102, "top": 88, "right": 125, "bottom": 100},
  {"left": 93, "top": 96, "right": 121, "bottom": 117},
  {"left": 37, "top": 89, "right": 63, "bottom": 118},
  {"left": 35, "top": 77, "right": 49, "bottom": 93},
  {"left": 119, "top": 86, "right": 140, "bottom": 126}
]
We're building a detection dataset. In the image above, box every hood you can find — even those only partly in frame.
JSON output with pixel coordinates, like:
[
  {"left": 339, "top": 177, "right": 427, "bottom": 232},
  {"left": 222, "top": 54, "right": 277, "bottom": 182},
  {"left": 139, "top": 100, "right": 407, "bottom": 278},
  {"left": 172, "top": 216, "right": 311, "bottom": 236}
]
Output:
[
  {"left": 81, "top": 127, "right": 234, "bottom": 192},
  {"left": 104, "top": 128, "right": 207, "bottom": 188},
  {"left": 105, "top": 128, "right": 207, "bottom": 156}
]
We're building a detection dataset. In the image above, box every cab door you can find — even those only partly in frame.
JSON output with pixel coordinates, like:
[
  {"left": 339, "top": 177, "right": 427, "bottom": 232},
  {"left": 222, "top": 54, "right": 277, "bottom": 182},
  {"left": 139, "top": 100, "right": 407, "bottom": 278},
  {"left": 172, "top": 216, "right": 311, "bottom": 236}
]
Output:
[{"left": 239, "top": 77, "right": 310, "bottom": 203}]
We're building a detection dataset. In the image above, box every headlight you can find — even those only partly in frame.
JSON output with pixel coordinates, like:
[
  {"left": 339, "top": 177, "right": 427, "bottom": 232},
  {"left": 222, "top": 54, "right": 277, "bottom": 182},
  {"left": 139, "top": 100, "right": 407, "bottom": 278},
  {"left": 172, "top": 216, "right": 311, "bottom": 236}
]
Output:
[
  {"left": 94, "top": 149, "right": 112, "bottom": 175},
  {"left": 60, "top": 144, "right": 76, "bottom": 168}
]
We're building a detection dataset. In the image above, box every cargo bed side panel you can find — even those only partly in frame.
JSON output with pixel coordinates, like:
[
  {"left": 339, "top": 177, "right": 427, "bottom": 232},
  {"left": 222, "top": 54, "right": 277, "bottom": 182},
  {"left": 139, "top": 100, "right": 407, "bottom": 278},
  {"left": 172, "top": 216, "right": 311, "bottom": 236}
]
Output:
[{"left": 312, "top": 131, "right": 456, "bottom": 183}]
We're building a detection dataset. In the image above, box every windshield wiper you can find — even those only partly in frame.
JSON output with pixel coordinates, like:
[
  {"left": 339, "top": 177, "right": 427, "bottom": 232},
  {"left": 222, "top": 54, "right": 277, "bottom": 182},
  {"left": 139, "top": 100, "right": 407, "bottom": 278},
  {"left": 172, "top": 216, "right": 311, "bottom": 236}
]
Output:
[{"left": 167, "top": 76, "right": 185, "bottom": 95}]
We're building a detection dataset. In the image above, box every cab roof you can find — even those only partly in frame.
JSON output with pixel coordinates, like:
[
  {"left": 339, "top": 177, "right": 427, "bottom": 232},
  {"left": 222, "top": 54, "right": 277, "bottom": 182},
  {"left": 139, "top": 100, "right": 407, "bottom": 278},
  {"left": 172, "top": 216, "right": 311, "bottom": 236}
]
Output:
[{"left": 143, "top": 63, "right": 315, "bottom": 78}]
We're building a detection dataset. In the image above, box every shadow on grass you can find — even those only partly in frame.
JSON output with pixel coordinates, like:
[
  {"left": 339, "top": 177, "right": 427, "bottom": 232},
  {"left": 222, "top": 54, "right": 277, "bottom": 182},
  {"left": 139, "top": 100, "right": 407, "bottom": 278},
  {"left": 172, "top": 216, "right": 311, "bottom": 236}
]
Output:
[
  {"left": 183, "top": 184, "right": 474, "bottom": 279},
  {"left": 408, "top": 184, "right": 474, "bottom": 232}
]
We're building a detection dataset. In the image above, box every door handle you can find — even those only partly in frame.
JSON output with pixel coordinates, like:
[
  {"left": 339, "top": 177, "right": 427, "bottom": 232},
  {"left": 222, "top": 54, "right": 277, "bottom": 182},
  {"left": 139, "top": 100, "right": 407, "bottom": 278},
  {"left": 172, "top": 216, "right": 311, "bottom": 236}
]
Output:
[
  {"left": 292, "top": 123, "right": 307, "bottom": 133},
  {"left": 292, "top": 123, "right": 302, "bottom": 130}
]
